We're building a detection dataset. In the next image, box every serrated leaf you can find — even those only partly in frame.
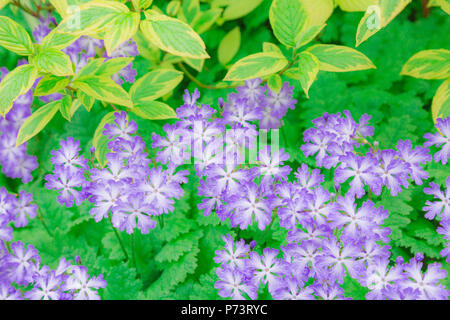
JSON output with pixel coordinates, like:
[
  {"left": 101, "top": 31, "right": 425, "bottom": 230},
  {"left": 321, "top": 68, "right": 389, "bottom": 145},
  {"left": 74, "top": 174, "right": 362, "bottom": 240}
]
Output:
[
  {"left": 297, "top": 51, "right": 319, "bottom": 98},
  {"left": 130, "top": 68, "right": 183, "bottom": 104},
  {"left": 33, "top": 48, "right": 74, "bottom": 76},
  {"left": 0, "top": 15, "right": 34, "bottom": 55},
  {"left": 269, "top": 0, "right": 309, "bottom": 47},
  {"left": 218, "top": 26, "right": 240, "bottom": 66},
  {"left": 132, "top": 101, "right": 177, "bottom": 120},
  {"left": 401, "top": 49, "right": 450, "bottom": 80},
  {"left": 34, "top": 74, "right": 69, "bottom": 96},
  {"left": 104, "top": 12, "right": 140, "bottom": 56},
  {"left": 155, "top": 231, "right": 202, "bottom": 264},
  {"left": 73, "top": 76, "right": 133, "bottom": 108},
  {"left": 0, "top": 64, "right": 39, "bottom": 117},
  {"left": 140, "top": 11, "right": 209, "bottom": 59},
  {"left": 224, "top": 52, "right": 288, "bottom": 81},
  {"left": 306, "top": 44, "right": 376, "bottom": 72},
  {"left": 101, "top": 262, "right": 142, "bottom": 299},
  {"left": 16, "top": 100, "right": 61, "bottom": 146}
]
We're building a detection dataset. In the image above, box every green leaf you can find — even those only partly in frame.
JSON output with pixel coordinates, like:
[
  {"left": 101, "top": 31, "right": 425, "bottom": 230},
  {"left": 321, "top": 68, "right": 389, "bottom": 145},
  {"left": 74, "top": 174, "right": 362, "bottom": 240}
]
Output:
[
  {"left": 93, "top": 111, "right": 116, "bottom": 167},
  {"left": 100, "top": 262, "right": 142, "bottom": 300},
  {"left": 218, "top": 26, "right": 241, "bottom": 66},
  {"left": 33, "top": 48, "right": 74, "bottom": 76},
  {"left": 56, "top": 0, "right": 129, "bottom": 35},
  {"left": 182, "top": 57, "right": 204, "bottom": 72},
  {"left": 306, "top": 44, "right": 376, "bottom": 72},
  {"left": 78, "top": 90, "right": 95, "bottom": 112},
  {"left": 140, "top": 11, "right": 209, "bottom": 59},
  {"left": 356, "top": 0, "right": 412, "bottom": 46},
  {"left": 432, "top": 79, "right": 450, "bottom": 123},
  {"left": 296, "top": 24, "right": 326, "bottom": 48},
  {"left": 130, "top": 68, "right": 183, "bottom": 103},
  {"left": 58, "top": 95, "right": 74, "bottom": 121},
  {"left": 0, "top": 15, "right": 34, "bottom": 55},
  {"left": 60, "top": 97, "right": 82, "bottom": 121},
  {"left": 41, "top": 30, "right": 79, "bottom": 50},
  {"left": 16, "top": 100, "right": 61, "bottom": 146},
  {"left": 192, "top": 8, "right": 222, "bottom": 34},
  {"left": 104, "top": 12, "right": 140, "bottom": 56},
  {"left": 73, "top": 76, "right": 133, "bottom": 108},
  {"left": 132, "top": 101, "right": 177, "bottom": 120},
  {"left": 222, "top": 0, "right": 264, "bottom": 21},
  {"left": 132, "top": 0, "right": 153, "bottom": 11},
  {"left": 269, "top": 0, "right": 309, "bottom": 47},
  {"left": 34, "top": 75, "right": 69, "bottom": 97},
  {"left": 155, "top": 231, "right": 202, "bottom": 264},
  {"left": 401, "top": 49, "right": 450, "bottom": 80},
  {"left": 267, "top": 74, "right": 282, "bottom": 93},
  {"left": 77, "top": 57, "right": 133, "bottom": 78},
  {"left": 301, "top": 0, "right": 334, "bottom": 27},
  {"left": 335, "top": 0, "right": 376, "bottom": 11},
  {"left": 297, "top": 51, "right": 319, "bottom": 98},
  {"left": 263, "top": 42, "right": 283, "bottom": 55},
  {"left": 0, "top": 64, "right": 39, "bottom": 117},
  {"left": 180, "top": 0, "right": 200, "bottom": 24},
  {"left": 224, "top": 52, "right": 288, "bottom": 81}
]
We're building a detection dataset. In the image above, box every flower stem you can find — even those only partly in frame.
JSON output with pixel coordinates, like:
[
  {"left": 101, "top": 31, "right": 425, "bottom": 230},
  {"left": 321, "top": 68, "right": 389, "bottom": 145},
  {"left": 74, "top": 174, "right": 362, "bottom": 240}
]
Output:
[{"left": 110, "top": 220, "right": 129, "bottom": 261}]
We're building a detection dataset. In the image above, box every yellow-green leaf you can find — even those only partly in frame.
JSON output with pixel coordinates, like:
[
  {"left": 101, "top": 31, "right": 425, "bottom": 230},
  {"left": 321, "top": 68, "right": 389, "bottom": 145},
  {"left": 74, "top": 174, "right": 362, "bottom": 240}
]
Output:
[
  {"left": 431, "top": 79, "right": 450, "bottom": 122},
  {"left": 0, "top": 64, "right": 38, "bottom": 117},
  {"left": 263, "top": 42, "right": 283, "bottom": 55},
  {"left": 166, "top": 1, "right": 181, "bottom": 16},
  {"left": 132, "top": 0, "right": 153, "bottom": 11},
  {"left": 41, "top": 30, "right": 79, "bottom": 50},
  {"left": 428, "top": 0, "right": 450, "bottom": 14},
  {"left": 182, "top": 57, "right": 204, "bottom": 72},
  {"left": 218, "top": 26, "right": 241, "bottom": 66},
  {"left": 93, "top": 111, "right": 116, "bottom": 167},
  {"left": 400, "top": 49, "right": 450, "bottom": 80},
  {"left": 302, "top": 0, "right": 334, "bottom": 27},
  {"left": 34, "top": 74, "right": 69, "bottom": 96},
  {"left": 104, "top": 12, "right": 140, "bottom": 56},
  {"left": 356, "top": 0, "right": 412, "bottom": 47},
  {"left": 0, "top": 0, "right": 10, "bottom": 11},
  {"left": 78, "top": 90, "right": 95, "bottom": 112},
  {"left": 140, "top": 11, "right": 209, "bottom": 59},
  {"left": 192, "top": 8, "right": 222, "bottom": 34},
  {"left": 0, "top": 16, "right": 34, "bottom": 55},
  {"left": 297, "top": 51, "right": 319, "bottom": 98},
  {"left": 58, "top": 95, "right": 75, "bottom": 121},
  {"left": 335, "top": 0, "right": 377, "bottom": 11},
  {"left": 267, "top": 74, "right": 282, "bottom": 93},
  {"left": 296, "top": 24, "right": 326, "bottom": 48},
  {"left": 132, "top": 101, "right": 177, "bottom": 120},
  {"left": 269, "top": 0, "right": 309, "bottom": 47},
  {"left": 130, "top": 68, "right": 183, "bottom": 104},
  {"left": 33, "top": 48, "right": 74, "bottom": 76},
  {"left": 56, "top": 0, "right": 129, "bottom": 35},
  {"left": 222, "top": 0, "right": 264, "bottom": 21},
  {"left": 73, "top": 76, "right": 133, "bottom": 108},
  {"left": 224, "top": 52, "right": 288, "bottom": 81},
  {"left": 76, "top": 57, "right": 133, "bottom": 78},
  {"left": 306, "top": 44, "right": 376, "bottom": 72},
  {"left": 16, "top": 100, "right": 61, "bottom": 146}
]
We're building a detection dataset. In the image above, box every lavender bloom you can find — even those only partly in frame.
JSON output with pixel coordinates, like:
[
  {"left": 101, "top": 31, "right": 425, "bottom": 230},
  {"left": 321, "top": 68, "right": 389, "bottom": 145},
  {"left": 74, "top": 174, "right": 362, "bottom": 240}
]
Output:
[
  {"left": 437, "top": 219, "right": 450, "bottom": 262},
  {"left": 215, "top": 267, "right": 258, "bottom": 300},
  {"left": 12, "top": 190, "right": 37, "bottom": 228},
  {"left": 4, "top": 242, "right": 40, "bottom": 286},
  {"left": 374, "top": 149, "right": 411, "bottom": 196},
  {"left": 423, "top": 177, "right": 450, "bottom": 220},
  {"left": 248, "top": 248, "right": 287, "bottom": 293},
  {"left": 214, "top": 234, "right": 250, "bottom": 270},
  {"left": 335, "top": 153, "right": 382, "bottom": 198},
  {"left": 364, "top": 258, "right": 404, "bottom": 300},
  {"left": 44, "top": 166, "right": 87, "bottom": 207},
  {"left": 113, "top": 194, "right": 156, "bottom": 234},
  {"left": 396, "top": 140, "right": 431, "bottom": 185},
  {"left": 63, "top": 266, "right": 106, "bottom": 300},
  {"left": 424, "top": 117, "right": 450, "bottom": 165},
  {"left": 50, "top": 137, "right": 89, "bottom": 174}
]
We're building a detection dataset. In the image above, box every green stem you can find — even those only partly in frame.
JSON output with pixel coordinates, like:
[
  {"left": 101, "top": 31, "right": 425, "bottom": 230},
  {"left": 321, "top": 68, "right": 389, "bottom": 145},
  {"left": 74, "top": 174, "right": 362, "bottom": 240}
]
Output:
[
  {"left": 37, "top": 208, "right": 54, "bottom": 237},
  {"left": 11, "top": 0, "right": 42, "bottom": 18},
  {"left": 110, "top": 220, "right": 129, "bottom": 261}
]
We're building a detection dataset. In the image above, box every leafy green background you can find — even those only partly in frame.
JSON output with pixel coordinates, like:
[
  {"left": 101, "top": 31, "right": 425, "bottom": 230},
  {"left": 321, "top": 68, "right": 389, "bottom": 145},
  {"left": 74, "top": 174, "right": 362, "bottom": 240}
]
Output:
[{"left": 1, "top": 1, "right": 449, "bottom": 299}]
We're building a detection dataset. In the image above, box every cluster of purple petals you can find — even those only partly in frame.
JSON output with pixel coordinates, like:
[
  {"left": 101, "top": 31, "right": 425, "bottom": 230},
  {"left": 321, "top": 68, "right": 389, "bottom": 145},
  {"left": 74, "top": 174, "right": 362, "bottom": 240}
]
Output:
[
  {"left": 225, "top": 78, "right": 297, "bottom": 129},
  {"left": 0, "top": 241, "right": 106, "bottom": 300},
  {"left": 302, "top": 111, "right": 432, "bottom": 198},
  {"left": 0, "top": 65, "right": 38, "bottom": 183},
  {"left": 0, "top": 187, "right": 37, "bottom": 231},
  {"left": 214, "top": 234, "right": 448, "bottom": 300},
  {"left": 32, "top": 14, "right": 138, "bottom": 104},
  {"left": 45, "top": 112, "right": 188, "bottom": 234}
]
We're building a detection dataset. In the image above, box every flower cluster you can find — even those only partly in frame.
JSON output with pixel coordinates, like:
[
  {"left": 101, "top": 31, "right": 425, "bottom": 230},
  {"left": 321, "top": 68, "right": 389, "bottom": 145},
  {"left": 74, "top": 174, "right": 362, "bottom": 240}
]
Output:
[
  {"left": 0, "top": 63, "right": 38, "bottom": 183},
  {"left": 0, "top": 241, "right": 106, "bottom": 300},
  {"left": 45, "top": 112, "right": 188, "bottom": 234}
]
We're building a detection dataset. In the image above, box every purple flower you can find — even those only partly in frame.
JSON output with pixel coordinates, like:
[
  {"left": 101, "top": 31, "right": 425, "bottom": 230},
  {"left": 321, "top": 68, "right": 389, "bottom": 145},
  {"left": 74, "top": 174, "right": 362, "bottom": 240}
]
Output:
[
  {"left": 50, "top": 137, "right": 88, "bottom": 174},
  {"left": 215, "top": 267, "right": 258, "bottom": 300},
  {"left": 24, "top": 271, "right": 62, "bottom": 300},
  {"left": 44, "top": 166, "right": 87, "bottom": 207},
  {"left": 373, "top": 149, "right": 411, "bottom": 196},
  {"left": 335, "top": 153, "right": 382, "bottom": 198},
  {"left": 113, "top": 194, "right": 156, "bottom": 234},
  {"left": 424, "top": 117, "right": 450, "bottom": 165},
  {"left": 396, "top": 140, "right": 431, "bottom": 185},
  {"left": 103, "top": 111, "right": 137, "bottom": 141},
  {"left": 12, "top": 190, "right": 37, "bottom": 228},
  {"left": 214, "top": 234, "right": 250, "bottom": 270},
  {"left": 364, "top": 258, "right": 404, "bottom": 300},
  {"left": 63, "top": 266, "right": 106, "bottom": 300},
  {"left": 437, "top": 219, "right": 450, "bottom": 262},
  {"left": 423, "top": 177, "right": 450, "bottom": 220},
  {"left": 4, "top": 242, "right": 40, "bottom": 285}
]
